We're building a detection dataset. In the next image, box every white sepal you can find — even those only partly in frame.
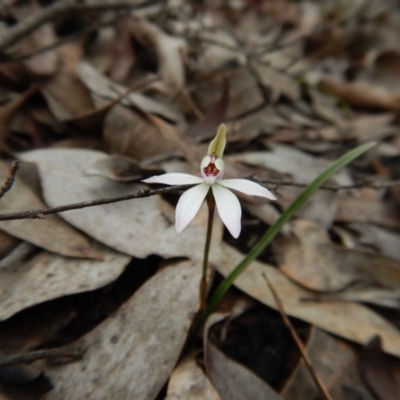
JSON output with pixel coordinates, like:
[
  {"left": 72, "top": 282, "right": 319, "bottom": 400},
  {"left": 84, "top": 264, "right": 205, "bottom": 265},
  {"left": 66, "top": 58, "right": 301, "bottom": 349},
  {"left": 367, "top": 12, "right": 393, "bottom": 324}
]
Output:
[
  {"left": 175, "top": 183, "right": 210, "bottom": 233},
  {"left": 212, "top": 183, "right": 241, "bottom": 238},
  {"left": 219, "top": 179, "right": 277, "bottom": 200}
]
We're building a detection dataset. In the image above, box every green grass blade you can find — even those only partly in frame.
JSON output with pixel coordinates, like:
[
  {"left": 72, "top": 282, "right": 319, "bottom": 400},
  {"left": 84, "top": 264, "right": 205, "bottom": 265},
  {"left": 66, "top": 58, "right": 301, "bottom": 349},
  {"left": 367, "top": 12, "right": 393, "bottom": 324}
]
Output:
[{"left": 206, "top": 141, "right": 376, "bottom": 316}]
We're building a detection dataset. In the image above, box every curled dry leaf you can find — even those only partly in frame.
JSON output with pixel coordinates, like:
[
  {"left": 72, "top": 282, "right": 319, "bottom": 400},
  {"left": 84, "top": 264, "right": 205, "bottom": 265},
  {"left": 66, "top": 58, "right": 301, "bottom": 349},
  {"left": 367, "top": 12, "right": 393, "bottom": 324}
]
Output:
[
  {"left": 0, "top": 160, "right": 100, "bottom": 259},
  {"left": 215, "top": 243, "right": 400, "bottom": 357},
  {"left": 0, "top": 243, "right": 130, "bottom": 320},
  {"left": 44, "top": 260, "right": 200, "bottom": 400},
  {"left": 166, "top": 353, "right": 221, "bottom": 400},
  {"left": 129, "top": 20, "right": 186, "bottom": 93},
  {"left": 18, "top": 148, "right": 225, "bottom": 264},
  {"left": 275, "top": 219, "right": 400, "bottom": 293}
]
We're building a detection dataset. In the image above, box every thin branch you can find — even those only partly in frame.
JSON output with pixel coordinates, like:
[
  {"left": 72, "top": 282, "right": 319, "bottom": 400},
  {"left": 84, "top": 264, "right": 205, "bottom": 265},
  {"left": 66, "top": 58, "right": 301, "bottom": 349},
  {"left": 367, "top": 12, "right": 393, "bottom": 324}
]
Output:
[
  {"left": 1, "top": 12, "right": 118, "bottom": 64},
  {"left": 0, "top": 0, "right": 161, "bottom": 50},
  {"left": 0, "top": 160, "right": 18, "bottom": 199},
  {"left": 0, "top": 346, "right": 84, "bottom": 368},
  {"left": 257, "top": 178, "right": 400, "bottom": 191},
  {"left": 262, "top": 273, "right": 333, "bottom": 400},
  {"left": 0, "top": 184, "right": 193, "bottom": 221}
]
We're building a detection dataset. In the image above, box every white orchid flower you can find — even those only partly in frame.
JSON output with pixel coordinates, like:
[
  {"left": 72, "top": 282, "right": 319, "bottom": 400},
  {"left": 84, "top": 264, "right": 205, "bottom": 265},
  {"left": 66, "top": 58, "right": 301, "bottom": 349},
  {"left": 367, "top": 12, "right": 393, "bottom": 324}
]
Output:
[{"left": 142, "top": 124, "right": 276, "bottom": 238}]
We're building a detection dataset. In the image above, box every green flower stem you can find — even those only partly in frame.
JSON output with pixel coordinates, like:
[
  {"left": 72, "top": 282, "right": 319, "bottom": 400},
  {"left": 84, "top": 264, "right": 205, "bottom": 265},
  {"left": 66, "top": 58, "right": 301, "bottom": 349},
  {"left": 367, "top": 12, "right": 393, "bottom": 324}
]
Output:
[
  {"left": 206, "top": 141, "right": 376, "bottom": 317},
  {"left": 200, "top": 191, "right": 216, "bottom": 311}
]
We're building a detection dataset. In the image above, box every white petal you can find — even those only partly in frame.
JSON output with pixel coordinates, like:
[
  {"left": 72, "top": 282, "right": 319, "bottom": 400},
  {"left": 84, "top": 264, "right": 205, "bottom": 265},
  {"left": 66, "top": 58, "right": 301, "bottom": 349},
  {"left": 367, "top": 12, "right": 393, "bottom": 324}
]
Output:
[
  {"left": 175, "top": 183, "right": 210, "bottom": 233},
  {"left": 212, "top": 184, "right": 241, "bottom": 238},
  {"left": 142, "top": 173, "right": 204, "bottom": 185},
  {"left": 219, "top": 179, "right": 276, "bottom": 200}
]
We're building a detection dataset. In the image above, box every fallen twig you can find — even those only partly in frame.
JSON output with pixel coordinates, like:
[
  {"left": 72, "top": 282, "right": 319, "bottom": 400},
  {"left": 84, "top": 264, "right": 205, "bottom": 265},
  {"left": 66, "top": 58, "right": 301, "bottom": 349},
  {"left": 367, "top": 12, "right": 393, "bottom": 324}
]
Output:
[
  {"left": 0, "top": 184, "right": 194, "bottom": 221},
  {"left": 0, "top": 346, "right": 84, "bottom": 368},
  {"left": 258, "top": 178, "right": 400, "bottom": 191},
  {"left": 0, "top": 0, "right": 160, "bottom": 50},
  {"left": 262, "top": 272, "right": 333, "bottom": 400}
]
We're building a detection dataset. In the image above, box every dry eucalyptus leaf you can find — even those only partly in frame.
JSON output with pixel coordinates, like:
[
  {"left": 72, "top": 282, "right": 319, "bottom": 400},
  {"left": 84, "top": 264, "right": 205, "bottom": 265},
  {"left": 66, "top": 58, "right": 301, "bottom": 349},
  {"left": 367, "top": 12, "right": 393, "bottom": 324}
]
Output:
[
  {"left": 77, "top": 61, "right": 181, "bottom": 122},
  {"left": 109, "top": 17, "right": 135, "bottom": 82},
  {"left": 0, "top": 230, "right": 19, "bottom": 259},
  {"left": 0, "top": 161, "right": 100, "bottom": 259},
  {"left": 0, "top": 242, "right": 130, "bottom": 320},
  {"left": 319, "top": 78, "right": 400, "bottom": 111},
  {"left": 304, "top": 285, "right": 400, "bottom": 309},
  {"left": 10, "top": 1, "right": 58, "bottom": 76},
  {"left": 296, "top": 189, "right": 337, "bottom": 229},
  {"left": 39, "top": 69, "right": 95, "bottom": 121},
  {"left": 215, "top": 244, "right": 400, "bottom": 357},
  {"left": 18, "top": 148, "right": 224, "bottom": 264},
  {"left": 350, "top": 113, "right": 397, "bottom": 142},
  {"left": 0, "top": 241, "right": 36, "bottom": 271},
  {"left": 205, "top": 342, "right": 283, "bottom": 400},
  {"left": 83, "top": 154, "right": 163, "bottom": 182},
  {"left": 365, "top": 50, "right": 400, "bottom": 96},
  {"left": 275, "top": 219, "right": 400, "bottom": 292},
  {"left": 250, "top": 61, "right": 300, "bottom": 102},
  {"left": 194, "top": 30, "right": 246, "bottom": 73},
  {"left": 283, "top": 327, "right": 375, "bottom": 400},
  {"left": 350, "top": 223, "right": 400, "bottom": 262},
  {"left": 307, "top": 86, "right": 348, "bottom": 129},
  {"left": 166, "top": 353, "right": 221, "bottom": 400},
  {"left": 336, "top": 195, "right": 400, "bottom": 229},
  {"left": 192, "top": 67, "right": 264, "bottom": 120},
  {"left": 228, "top": 144, "right": 352, "bottom": 185},
  {"left": 45, "top": 260, "right": 200, "bottom": 400},
  {"left": 102, "top": 104, "right": 177, "bottom": 161},
  {"left": 129, "top": 20, "right": 186, "bottom": 93},
  {"left": 359, "top": 336, "right": 400, "bottom": 400}
]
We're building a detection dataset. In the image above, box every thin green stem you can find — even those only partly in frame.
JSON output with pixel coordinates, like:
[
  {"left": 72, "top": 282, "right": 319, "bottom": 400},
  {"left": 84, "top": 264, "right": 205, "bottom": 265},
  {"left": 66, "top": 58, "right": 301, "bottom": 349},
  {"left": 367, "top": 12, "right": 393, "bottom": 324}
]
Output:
[{"left": 200, "top": 191, "right": 215, "bottom": 312}]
